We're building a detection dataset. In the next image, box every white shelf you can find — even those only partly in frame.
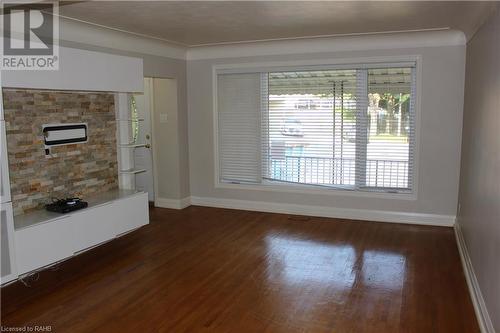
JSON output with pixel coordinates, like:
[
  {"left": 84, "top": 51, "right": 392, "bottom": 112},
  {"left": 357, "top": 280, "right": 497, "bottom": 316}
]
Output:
[
  {"left": 115, "top": 118, "right": 144, "bottom": 122},
  {"left": 13, "top": 189, "right": 142, "bottom": 230},
  {"left": 118, "top": 143, "right": 147, "bottom": 148},
  {"left": 119, "top": 168, "right": 147, "bottom": 174}
]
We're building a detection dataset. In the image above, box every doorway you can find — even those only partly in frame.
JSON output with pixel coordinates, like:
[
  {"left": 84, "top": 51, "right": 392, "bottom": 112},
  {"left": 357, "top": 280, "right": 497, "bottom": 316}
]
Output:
[{"left": 132, "top": 77, "right": 177, "bottom": 203}]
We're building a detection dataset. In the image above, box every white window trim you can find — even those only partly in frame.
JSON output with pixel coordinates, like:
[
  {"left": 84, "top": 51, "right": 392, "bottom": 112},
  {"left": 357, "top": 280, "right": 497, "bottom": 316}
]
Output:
[{"left": 212, "top": 55, "right": 422, "bottom": 201}]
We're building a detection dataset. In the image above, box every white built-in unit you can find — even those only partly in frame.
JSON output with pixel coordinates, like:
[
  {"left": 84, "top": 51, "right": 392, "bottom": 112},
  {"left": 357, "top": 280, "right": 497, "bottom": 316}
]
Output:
[
  {"left": 14, "top": 190, "right": 148, "bottom": 276},
  {"left": 0, "top": 46, "right": 150, "bottom": 285}
]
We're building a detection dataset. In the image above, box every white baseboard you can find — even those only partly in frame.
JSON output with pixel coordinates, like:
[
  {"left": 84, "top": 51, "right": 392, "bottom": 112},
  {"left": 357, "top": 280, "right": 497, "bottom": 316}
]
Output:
[
  {"left": 189, "top": 196, "right": 455, "bottom": 226},
  {"left": 154, "top": 195, "right": 455, "bottom": 226},
  {"left": 155, "top": 197, "right": 191, "bottom": 210},
  {"left": 454, "top": 222, "right": 495, "bottom": 333}
]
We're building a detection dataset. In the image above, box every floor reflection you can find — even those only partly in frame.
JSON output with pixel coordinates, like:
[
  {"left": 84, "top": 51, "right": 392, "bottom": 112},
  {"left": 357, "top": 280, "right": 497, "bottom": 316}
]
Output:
[
  {"left": 265, "top": 235, "right": 407, "bottom": 291},
  {"left": 265, "top": 235, "right": 356, "bottom": 289},
  {"left": 258, "top": 234, "right": 408, "bottom": 329},
  {"left": 361, "top": 250, "right": 406, "bottom": 290}
]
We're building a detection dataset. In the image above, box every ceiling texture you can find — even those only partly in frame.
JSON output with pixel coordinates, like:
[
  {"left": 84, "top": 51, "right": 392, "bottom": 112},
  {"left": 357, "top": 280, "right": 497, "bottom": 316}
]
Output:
[{"left": 59, "top": 1, "right": 497, "bottom": 46}]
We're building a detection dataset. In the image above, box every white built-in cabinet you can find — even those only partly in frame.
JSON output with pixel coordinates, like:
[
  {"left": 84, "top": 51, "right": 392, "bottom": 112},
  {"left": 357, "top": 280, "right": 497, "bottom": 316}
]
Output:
[
  {"left": 1, "top": 95, "right": 149, "bottom": 283},
  {"left": 14, "top": 191, "right": 149, "bottom": 277},
  {"left": 15, "top": 215, "right": 74, "bottom": 275},
  {"left": 72, "top": 203, "right": 117, "bottom": 253},
  {"left": 113, "top": 192, "right": 149, "bottom": 235},
  {"left": 0, "top": 48, "right": 148, "bottom": 285},
  {"left": 1, "top": 90, "right": 149, "bottom": 284}
]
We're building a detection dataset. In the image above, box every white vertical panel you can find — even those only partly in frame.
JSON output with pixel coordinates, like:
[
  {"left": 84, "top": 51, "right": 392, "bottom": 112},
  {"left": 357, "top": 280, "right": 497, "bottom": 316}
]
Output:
[
  {"left": 0, "top": 71, "right": 4, "bottom": 121},
  {"left": 1, "top": 202, "right": 17, "bottom": 284},
  {"left": 0, "top": 121, "right": 11, "bottom": 203},
  {"left": 2, "top": 46, "right": 143, "bottom": 93}
]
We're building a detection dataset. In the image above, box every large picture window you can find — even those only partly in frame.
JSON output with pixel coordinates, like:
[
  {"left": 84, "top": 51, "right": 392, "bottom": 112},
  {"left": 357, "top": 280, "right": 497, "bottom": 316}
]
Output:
[{"left": 217, "top": 63, "right": 416, "bottom": 193}]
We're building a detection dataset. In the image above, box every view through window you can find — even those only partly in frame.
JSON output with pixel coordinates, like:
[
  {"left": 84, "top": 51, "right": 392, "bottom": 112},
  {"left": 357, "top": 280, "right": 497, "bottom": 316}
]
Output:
[{"left": 218, "top": 65, "right": 415, "bottom": 193}]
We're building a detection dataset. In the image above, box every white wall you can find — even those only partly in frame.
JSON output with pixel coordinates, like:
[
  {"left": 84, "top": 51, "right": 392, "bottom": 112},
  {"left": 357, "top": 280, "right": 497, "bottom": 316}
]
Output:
[
  {"left": 187, "top": 31, "right": 466, "bottom": 225},
  {"left": 457, "top": 6, "right": 500, "bottom": 332}
]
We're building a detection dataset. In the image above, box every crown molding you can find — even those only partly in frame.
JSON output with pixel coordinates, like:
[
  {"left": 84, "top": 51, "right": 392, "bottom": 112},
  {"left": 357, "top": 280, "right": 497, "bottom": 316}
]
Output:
[
  {"left": 58, "top": 16, "right": 187, "bottom": 60},
  {"left": 30, "top": 15, "right": 466, "bottom": 62},
  {"left": 186, "top": 29, "right": 466, "bottom": 60}
]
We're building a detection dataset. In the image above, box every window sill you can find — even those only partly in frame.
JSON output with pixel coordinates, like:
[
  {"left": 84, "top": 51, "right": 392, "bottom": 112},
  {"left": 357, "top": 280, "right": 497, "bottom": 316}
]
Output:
[{"left": 215, "top": 181, "right": 417, "bottom": 201}]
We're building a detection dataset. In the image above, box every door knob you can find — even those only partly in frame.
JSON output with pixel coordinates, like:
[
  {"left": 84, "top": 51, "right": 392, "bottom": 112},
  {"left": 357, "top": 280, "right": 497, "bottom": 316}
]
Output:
[{"left": 145, "top": 144, "right": 151, "bottom": 149}]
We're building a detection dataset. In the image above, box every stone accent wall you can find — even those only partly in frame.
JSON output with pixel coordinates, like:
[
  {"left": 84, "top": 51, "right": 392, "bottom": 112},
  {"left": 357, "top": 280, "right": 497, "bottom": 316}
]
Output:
[{"left": 3, "top": 89, "right": 118, "bottom": 216}]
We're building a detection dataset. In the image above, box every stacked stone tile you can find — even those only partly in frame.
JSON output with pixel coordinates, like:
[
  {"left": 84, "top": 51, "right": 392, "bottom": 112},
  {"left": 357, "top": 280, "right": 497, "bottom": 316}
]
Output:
[{"left": 3, "top": 89, "right": 118, "bottom": 216}]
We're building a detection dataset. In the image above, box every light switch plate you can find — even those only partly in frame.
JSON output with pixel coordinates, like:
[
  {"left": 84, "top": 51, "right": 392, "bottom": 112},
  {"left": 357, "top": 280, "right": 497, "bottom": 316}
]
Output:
[{"left": 160, "top": 113, "right": 168, "bottom": 123}]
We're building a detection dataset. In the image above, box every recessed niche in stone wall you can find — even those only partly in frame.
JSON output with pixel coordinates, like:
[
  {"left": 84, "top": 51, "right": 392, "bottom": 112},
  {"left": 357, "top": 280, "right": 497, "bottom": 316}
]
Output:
[{"left": 3, "top": 89, "right": 118, "bottom": 216}]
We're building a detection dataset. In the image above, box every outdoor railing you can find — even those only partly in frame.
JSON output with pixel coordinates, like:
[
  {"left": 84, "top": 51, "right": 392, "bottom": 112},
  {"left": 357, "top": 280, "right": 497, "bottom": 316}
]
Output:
[{"left": 269, "top": 155, "right": 408, "bottom": 188}]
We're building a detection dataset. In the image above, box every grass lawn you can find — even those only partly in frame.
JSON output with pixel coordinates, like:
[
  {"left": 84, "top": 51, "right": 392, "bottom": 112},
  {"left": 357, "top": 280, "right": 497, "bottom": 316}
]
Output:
[{"left": 369, "top": 134, "right": 409, "bottom": 143}]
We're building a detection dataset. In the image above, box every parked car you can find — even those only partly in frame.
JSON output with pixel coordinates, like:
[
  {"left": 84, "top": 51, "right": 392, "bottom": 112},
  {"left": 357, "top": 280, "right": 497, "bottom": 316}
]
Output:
[{"left": 281, "top": 118, "right": 304, "bottom": 137}]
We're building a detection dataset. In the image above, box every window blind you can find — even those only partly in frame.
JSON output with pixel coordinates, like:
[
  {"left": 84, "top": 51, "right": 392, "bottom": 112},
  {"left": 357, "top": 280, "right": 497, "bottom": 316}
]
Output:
[
  {"left": 217, "top": 64, "right": 416, "bottom": 193},
  {"left": 217, "top": 73, "right": 262, "bottom": 183}
]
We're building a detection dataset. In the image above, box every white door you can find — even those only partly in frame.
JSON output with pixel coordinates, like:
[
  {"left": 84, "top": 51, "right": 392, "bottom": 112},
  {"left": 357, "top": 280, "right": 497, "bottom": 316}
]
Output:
[{"left": 133, "top": 78, "right": 155, "bottom": 201}]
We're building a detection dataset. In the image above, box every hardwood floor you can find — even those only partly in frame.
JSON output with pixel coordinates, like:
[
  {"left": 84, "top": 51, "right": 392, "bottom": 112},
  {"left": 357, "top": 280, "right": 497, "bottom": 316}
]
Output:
[{"left": 1, "top": 206, "right": 478, "bottom": 333}]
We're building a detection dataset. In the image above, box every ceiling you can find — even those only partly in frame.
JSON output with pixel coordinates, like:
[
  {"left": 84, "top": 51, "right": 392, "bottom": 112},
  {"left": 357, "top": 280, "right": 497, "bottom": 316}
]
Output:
[{"left": 58, "top": 1, "right": 497, "bottom": 47}]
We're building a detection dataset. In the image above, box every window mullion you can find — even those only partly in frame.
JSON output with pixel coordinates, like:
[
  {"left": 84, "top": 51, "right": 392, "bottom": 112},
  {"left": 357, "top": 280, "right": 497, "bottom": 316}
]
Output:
[
  {"left": 260, "top": 73, "right": 269, "bottom": 181},
  {"left": 355, "top": 69, "right": 368, "bottom": 188}
]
